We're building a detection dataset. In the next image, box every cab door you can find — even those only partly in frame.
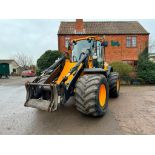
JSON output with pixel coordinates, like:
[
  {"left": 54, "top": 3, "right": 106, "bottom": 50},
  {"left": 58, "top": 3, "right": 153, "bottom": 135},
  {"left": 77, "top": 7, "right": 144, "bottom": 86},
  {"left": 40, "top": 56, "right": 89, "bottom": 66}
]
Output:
[{"left": 97, "top": 41, "right": 104, "bottom": 67}]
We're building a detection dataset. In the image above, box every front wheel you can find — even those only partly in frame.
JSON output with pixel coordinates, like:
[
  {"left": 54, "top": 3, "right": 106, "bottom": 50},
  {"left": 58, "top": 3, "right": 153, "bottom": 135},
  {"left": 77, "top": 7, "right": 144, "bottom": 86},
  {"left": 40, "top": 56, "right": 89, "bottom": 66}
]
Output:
[
  {"left": 75, "top": 74, "right": 109, "bottom": 117},
  {"left": 109, "top": 72, "right": 120, "bottom": 98}
]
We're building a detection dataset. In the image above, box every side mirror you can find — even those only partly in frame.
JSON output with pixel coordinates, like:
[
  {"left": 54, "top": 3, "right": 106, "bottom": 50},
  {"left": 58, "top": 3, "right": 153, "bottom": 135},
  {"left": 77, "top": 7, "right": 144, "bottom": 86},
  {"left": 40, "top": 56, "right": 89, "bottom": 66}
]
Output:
[{"left": 101, "top": 41, "right": 108, "bottom": 47}]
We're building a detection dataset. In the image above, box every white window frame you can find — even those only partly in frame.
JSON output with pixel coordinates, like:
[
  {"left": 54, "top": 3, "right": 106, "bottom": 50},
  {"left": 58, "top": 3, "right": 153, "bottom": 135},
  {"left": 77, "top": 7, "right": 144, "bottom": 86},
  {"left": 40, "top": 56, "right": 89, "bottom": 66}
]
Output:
[{"left": 126, "top": 36, "right": 137, "bottom": 48}]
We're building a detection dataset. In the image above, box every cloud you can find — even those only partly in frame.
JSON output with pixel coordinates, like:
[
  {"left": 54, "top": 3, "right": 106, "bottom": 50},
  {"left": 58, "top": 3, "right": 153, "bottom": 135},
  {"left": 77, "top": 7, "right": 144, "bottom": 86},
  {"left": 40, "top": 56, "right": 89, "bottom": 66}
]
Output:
[
  {"left": 0, "top": 19, "right": 60, "bottom": 62},
  {"left": 138, "top": 19, "right": 155, "bottom": 38}
]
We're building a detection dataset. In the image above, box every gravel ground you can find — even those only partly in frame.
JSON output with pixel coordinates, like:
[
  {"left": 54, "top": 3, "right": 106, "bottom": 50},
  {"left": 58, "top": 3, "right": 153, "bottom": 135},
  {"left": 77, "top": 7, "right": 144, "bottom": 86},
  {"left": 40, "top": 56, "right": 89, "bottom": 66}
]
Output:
[{"left": 0, "top": 76, "right": 155, "bottom": 135}]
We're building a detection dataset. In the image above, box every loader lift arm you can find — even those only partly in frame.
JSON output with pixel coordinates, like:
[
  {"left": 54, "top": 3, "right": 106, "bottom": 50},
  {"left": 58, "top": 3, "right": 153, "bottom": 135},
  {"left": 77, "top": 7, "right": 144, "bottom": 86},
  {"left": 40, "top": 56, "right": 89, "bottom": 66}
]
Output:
[{"left": 25, "top": 51, "right": 89, "bottom": 112}]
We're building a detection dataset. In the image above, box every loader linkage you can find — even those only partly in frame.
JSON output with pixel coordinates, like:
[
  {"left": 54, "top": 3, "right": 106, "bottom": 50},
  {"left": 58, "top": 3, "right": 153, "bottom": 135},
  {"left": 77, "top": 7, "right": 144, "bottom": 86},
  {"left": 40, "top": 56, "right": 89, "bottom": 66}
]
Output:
[
  {"left": 24, "top": 56, "right": 66, "bottom": 112},
  {"left": 25, "top": 82, "right": 60, "bottom": 112},
  {"left": 24, "top": 52, "right": 88, "bottom": 112}
]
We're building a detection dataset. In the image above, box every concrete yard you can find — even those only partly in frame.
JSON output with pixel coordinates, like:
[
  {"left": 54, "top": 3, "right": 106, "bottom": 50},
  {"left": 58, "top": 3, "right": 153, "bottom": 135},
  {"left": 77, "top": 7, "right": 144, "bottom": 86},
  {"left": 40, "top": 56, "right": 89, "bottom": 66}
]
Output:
[{"left": 0, "top": 77, "right": 155, "bottom": 135}]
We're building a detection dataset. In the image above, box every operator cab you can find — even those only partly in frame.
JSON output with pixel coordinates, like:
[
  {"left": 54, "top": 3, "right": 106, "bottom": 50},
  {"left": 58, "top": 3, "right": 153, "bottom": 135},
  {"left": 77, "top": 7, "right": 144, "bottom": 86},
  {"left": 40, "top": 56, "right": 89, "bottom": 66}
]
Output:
[{"left": 71, "top": 38, "right": 106, "bottom": 68}]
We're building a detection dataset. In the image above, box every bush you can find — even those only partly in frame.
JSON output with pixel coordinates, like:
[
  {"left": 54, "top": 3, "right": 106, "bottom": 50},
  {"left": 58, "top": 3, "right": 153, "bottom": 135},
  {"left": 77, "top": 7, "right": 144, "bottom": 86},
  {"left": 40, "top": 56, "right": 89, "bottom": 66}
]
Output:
[
  {"left": 110, "top": 61, "right": 133, "bottom": 78},
  {"left": 137, "top": 48, "right": 155, "bottom": 84},
  {"left": 37, "top": 50, "right": 62, "bottom": 72}
]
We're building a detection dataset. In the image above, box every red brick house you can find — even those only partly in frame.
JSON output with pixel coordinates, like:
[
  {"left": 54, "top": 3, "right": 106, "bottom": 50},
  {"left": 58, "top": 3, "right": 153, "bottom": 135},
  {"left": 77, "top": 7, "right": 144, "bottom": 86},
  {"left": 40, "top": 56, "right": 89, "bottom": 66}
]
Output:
[{"left": 58, "top": 19, "right": 149, "bottom": 65}]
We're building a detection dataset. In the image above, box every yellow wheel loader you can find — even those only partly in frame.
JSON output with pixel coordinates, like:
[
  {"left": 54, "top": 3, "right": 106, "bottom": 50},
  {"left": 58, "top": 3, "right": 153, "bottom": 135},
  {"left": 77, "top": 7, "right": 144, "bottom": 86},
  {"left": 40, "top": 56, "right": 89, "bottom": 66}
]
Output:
[{"left": 24, "top": 36, "right": 120, "bottom": 117}]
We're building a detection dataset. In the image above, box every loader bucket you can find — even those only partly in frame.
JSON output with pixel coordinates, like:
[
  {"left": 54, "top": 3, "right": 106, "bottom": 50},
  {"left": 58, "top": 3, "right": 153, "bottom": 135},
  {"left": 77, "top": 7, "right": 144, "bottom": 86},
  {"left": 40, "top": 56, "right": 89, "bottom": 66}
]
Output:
[{"left": 24, "top": 82, "right": 59, "bottom": 112}]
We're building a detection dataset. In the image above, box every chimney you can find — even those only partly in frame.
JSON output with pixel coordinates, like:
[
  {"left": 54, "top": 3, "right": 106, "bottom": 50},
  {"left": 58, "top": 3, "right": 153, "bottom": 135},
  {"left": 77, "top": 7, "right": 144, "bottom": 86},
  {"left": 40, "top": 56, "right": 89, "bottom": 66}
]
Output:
[{"left": 75, "top": 19, "right": 84, "bottom": 33}]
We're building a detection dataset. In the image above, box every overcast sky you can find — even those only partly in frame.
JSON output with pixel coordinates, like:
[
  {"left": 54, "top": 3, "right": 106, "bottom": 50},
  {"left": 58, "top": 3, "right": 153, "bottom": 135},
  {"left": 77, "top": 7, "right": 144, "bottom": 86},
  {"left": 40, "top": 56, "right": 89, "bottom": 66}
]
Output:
[{"left": 0, "top": 19, "right": 155, "bottom": 62}]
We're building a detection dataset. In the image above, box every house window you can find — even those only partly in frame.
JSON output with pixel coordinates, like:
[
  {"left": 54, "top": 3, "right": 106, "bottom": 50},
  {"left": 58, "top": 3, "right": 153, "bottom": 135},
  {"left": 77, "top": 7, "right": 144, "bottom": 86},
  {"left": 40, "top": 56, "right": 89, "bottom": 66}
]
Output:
[
  {"left": 65, "top": 37, "right": 70, "bottom": 48},
  {"left": 132, "top": 37, "right": 137, "bottom": 47},
  {"left": 126, "top": 36, "right": 137, "bottom": 47},
  {"left": 126, "top": 37, "right": 131, "bottom": 47}
]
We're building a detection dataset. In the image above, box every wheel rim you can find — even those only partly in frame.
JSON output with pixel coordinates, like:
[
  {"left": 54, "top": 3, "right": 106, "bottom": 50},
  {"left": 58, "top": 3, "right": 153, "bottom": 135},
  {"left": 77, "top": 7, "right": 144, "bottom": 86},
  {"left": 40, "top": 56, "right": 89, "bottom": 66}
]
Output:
[
  {"left": 99, "top": 84, "right": 106, "bottom": 107},
  {"left": 117, "top": 80, "right": 120, "bottom": 92}
]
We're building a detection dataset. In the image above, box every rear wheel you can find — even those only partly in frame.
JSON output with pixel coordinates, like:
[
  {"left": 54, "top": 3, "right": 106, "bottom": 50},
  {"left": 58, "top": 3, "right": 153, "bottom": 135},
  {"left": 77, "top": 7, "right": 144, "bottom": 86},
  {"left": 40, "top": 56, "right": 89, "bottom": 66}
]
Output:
[
  {"left": 75, "top": 74, "right": 109, "bottom": 117},
  {"left": 109, "top": 72, "right": 120, "bottom": 98}
]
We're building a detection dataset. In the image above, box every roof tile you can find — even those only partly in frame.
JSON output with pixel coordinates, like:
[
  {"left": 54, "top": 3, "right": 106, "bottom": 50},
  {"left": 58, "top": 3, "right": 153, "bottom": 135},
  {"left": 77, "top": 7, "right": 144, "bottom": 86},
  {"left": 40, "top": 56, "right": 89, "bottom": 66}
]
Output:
[{"left": 58, "top": 21, "right": 149, "bottom": 35}]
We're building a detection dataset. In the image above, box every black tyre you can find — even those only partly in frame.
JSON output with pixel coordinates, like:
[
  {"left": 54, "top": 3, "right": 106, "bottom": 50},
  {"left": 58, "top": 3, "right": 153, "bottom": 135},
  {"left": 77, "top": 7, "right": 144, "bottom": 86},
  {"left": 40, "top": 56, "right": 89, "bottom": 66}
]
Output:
[
  {"left": 109, "top": 72, "right": 120, "bottom": 98},
  {"left": 75, "top": 74, "right": 109, "bottom": 117}
]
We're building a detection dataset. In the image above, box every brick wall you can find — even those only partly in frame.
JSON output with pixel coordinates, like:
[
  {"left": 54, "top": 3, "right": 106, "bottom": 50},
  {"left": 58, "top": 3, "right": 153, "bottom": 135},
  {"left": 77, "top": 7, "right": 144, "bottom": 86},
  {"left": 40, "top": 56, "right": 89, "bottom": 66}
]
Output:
[{"left": 58, "top": 34, "right": 149, "bottom": 63}]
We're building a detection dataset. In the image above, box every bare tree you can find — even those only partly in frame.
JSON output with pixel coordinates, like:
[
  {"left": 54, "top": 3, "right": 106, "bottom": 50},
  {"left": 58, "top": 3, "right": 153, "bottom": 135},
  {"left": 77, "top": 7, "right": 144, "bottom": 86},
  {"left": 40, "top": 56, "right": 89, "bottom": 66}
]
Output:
[{"left": 12, "top": 52, "right": 34, "bottom": 68}]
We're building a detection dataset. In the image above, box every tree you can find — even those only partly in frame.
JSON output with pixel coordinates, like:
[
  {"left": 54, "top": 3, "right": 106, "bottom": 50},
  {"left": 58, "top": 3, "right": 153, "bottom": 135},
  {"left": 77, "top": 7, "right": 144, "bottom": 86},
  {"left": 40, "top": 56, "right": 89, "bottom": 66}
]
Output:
[
  {"left": 37, "top": 50, "right": 62, "bottom": 71},
  {"left": 137, "top": 48, "right": 155, "bottom": 84},
  {"left": 12, "top": 52, "right": 34, "bottom": 68}
]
